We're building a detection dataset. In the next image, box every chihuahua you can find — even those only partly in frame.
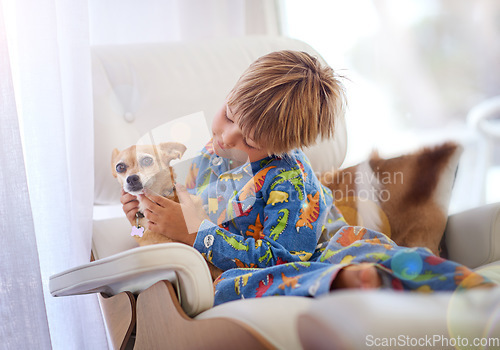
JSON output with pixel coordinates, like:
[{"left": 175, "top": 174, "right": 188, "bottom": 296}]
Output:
[
  {"left": 112, "top": 142, "right": 185, "bottom": 245},
  {"left": 111, "top": 142, "right": 222, "bottom": 280}
]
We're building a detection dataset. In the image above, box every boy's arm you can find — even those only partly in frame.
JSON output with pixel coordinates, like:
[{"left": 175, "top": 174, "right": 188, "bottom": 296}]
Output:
[{"left": 193, "top": 181, "right": 326, "bottom": 270}]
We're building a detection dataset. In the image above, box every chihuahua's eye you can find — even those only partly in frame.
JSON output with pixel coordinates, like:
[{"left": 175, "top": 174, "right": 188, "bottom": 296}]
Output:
[
  {"left": 140, "top": 156, "right": 154, "bottom": 167},
  {"left": 116, "top": 163, "right": 127, "bottom": 173}
]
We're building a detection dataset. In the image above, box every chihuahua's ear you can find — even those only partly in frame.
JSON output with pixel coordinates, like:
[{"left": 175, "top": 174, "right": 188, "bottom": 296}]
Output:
[
  {"left": 111, "top": 148, "right": 120, "bottom": 177},
  {"left": 159, "top": 142, "right": 187, "bottom": 165}
]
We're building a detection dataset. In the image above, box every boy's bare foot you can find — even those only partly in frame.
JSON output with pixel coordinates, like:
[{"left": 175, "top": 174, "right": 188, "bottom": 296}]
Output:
[{"left": 330, "top": 263, "right": 382, "bottom": 290}]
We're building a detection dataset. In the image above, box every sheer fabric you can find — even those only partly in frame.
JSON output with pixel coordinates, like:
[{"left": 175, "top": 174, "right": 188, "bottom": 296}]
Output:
[
  {"left": 0, "top": 5, "right": 52, "bottom": 348},
  {"left": 1, "top": 0, "right": 107, "bottom": 348}
]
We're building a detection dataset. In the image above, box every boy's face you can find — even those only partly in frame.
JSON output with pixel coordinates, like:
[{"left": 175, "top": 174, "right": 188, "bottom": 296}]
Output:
[{"left": 211, "top": 103, "right": 269, "bottom": 163}]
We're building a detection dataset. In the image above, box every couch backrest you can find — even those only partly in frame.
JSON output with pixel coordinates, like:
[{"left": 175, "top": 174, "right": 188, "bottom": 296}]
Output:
[{"left": 92, "top": 36, "right": 348, "bottom": 259}]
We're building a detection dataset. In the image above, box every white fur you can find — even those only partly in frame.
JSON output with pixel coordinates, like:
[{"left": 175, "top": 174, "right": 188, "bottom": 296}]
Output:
[
  {"left": 354, "top": 160, "right": 385, "bottom": 232},
  {"left": 433, "top": 144, "right": 463, "bottom": 214}
]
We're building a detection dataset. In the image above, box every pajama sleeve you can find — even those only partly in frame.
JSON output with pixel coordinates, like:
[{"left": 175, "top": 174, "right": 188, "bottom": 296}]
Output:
[{"left": 193, "top": 165, "right": 328, "bottom": 271}]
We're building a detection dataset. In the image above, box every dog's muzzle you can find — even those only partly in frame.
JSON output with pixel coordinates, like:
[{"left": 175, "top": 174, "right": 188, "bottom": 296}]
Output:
[{"left": 126, "top": 174, "right": 143, "bottom": 193}]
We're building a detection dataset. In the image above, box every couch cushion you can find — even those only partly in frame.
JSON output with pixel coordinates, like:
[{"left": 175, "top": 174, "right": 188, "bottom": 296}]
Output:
[
  {"left": 196, "top": 296, "right": 313, "bottom": 350},
  {"left": 198, "top": 286, "right": 500, "bottom": 350},
  {"left": 92, "top": 216, "right": 138, "bottom": 260},
  {"left": 446, "top": 203, "right": 500, "bottom": 268},
  {"left": 297, "top": 288, "right": 500, "bottom": 349}
]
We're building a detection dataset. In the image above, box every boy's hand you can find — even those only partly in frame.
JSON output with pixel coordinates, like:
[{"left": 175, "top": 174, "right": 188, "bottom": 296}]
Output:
[
  {"left": 120, "top": 189, "right": 139, "bottom": 225},
  {"left": 139, "top": 185, "right": 205, "bottom": 246}
]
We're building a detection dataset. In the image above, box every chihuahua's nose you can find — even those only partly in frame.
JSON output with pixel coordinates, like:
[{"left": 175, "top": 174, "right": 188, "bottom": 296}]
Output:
[
  {"left": 126, "top": 175, "right": 143, "bottom": 192},
  {"left": 127, "top": 175, "right": 140, "bottom": 186}
]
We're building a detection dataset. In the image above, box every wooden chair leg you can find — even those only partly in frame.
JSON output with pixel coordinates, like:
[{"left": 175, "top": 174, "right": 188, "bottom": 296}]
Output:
[
  {"left": 134, "top": 280, "right": 275, "bottom": 350},
  {"left": 99, "top": 292, "right": 136, "bottom": 350}
]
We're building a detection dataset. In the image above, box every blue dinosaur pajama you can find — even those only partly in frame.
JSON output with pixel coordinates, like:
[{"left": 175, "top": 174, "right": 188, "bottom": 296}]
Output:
[
  {"left": 213, "top": 220, "right": 494, "bottom": 305},
  {"left": 185, "top": 140, "right": 494, "bottom": 306}
]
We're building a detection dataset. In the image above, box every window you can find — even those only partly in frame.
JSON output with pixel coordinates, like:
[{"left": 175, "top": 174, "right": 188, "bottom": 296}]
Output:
[{"left": 280, "top": 0, "right": 500, "bottom": 209}]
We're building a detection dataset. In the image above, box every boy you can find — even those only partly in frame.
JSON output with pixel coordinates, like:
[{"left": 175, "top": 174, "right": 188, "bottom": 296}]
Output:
[{"left": 121, "top": 50, "right": 494, "bottom": 305}]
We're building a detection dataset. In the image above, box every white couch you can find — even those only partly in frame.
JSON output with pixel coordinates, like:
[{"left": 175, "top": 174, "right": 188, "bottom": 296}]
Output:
[{"left": 50, "top": 36, "right": 500, "bottom": 349}]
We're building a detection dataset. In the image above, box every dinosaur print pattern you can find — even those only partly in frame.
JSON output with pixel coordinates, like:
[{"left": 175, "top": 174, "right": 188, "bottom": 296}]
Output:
[
  {"left": 255, "top": 274, "right": 274, "bottom": 297},
  {"left": 290, "top": 250, "right": 313, "bottom": 262},
  {"left": 185, "top": 140, "right": 495, "bottom": 306},
  {"left": 258, "top": 243, "right": 273, "bottom": 265},
  {"left": 196, "top": 171, "right": 211, "bottom": 196},
  {"left": 219, "top": 173, "right": 244, "bottom": 182},
  {"left": 214, "top": 223, "right": 495, "bottom": 305},
  {"left": 266, "top": 190, "right": 289, "bottom": 206},
  {"left": 245, "top": 214, "right": 264, "bottom": 240},
  {"left": 234, "top": 272, "right": 252, "bottom": 295},
  {"left": 216, "top": 228, "right": 249, "bottom": 251},
  {"left": 270, "top": 209, "right": 289, "bottom": 241},
  {"left": 296, "top": 192, "right": 320, "bottom": 230},
  {"left": 270, "top": 168, "right": 305, "bottom": 200},
  {"left": 191, "top": 143, "right": 331, "bottom": 272},
  {"left": 278, "top": 272, "right": 301, "bottom": 290},
  {"left": 239, "top": 166, "right": 276, "bottom": 201}
]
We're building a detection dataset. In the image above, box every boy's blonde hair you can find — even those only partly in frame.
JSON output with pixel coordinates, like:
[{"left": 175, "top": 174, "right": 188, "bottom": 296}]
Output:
[{"left": 227, "top": 50, "right": 346, "bottom": 155}]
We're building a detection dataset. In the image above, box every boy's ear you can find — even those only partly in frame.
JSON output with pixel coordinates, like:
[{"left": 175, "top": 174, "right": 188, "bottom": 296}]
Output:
[
  {"left": 111, "top": 148, "right": 120, "bottom": 177},
  {"left": 159, "top": 142, "right": 187, "bottom": 165}
]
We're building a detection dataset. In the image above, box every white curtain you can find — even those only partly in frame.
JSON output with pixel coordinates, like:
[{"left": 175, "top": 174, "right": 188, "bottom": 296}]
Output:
[
  {"left": 0, "top": 7, "right": 52, "bottom": 349},
  {"left": 0, "top": 0, "right": 281, "bottom": 348},
  {"left": 0, "top": 0, "right": 107, "bottom": 349}
]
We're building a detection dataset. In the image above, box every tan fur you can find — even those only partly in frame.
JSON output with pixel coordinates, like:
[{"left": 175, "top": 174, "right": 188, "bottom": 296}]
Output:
[
  {"left": 111, "top": 142, "right": 222, "bottom": 280},
  {"left": 320, "top": 142, "right": 460, "bottom": 255}
]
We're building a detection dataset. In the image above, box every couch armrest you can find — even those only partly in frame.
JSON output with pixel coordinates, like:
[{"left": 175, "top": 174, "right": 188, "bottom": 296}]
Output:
[
  {"left": 49, "top": 243, "right": 214, "bottom": 317},
  {"left": 445, "top": 202, "right": 500, "bottom": 268}
]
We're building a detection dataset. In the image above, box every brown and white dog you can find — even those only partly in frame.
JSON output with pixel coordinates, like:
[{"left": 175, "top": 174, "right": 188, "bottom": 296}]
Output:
[
  {"left": 112, "top": 142, "right": 186, "bottom": 246},
  {"left": 111, "top": 142, "right": 222, "bottom": 280},
  {"left": 320, "top": 142, "right": 462, "bottom": 255}
]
